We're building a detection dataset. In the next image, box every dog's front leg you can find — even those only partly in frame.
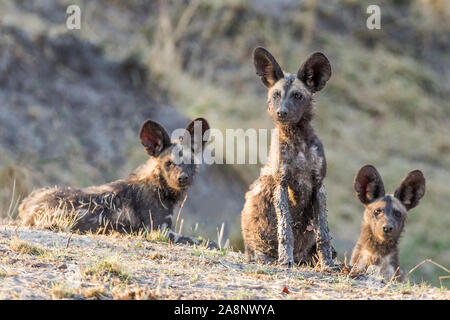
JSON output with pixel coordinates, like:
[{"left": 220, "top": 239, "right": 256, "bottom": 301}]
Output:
[
  {"left": 312, "top": 184, "right": 335, "bottom": 267},
  {"left": 273, "top": 183, "right": 294, "bottom": 267}
]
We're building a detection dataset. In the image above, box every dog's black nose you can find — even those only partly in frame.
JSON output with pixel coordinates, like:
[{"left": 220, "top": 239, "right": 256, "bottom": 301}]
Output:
[
  {"left": 178, "top": 174, "right": 189, "bottom": 183},
  {"left": 383, "top": 225, "right": 393, "bottom": 233},
  {"left": 277, "top": 110, "right": 287, "bottom": 118}
]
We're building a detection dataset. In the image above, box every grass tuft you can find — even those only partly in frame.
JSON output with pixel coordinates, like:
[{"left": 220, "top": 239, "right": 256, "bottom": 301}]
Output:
[
  {"left": 83, "top": 286, "right": 107, "bottom": 299},
  {"left": 144, "top": 228, "right": 170, "bottom": 244},
  {"left": 50, "top": 282, "right": 73, "bottom": 299},
  {"left": 9, "top": 237, "right": 46, "bottom": 256},
  {"left": 111, "top": 287, "right": 159, "bottom": 300},
  {"left": 83, "top": 258, "right": 131, "bottom": 282}
]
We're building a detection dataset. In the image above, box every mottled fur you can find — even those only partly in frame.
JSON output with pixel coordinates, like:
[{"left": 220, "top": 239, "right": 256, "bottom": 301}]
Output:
[
  {"left": 241, "top": 47, "right": 335, "bottom": 266},
  {"left": 19, "top": 118, "right": 211, "bottom": 246},
  {"left": 350, "top": 165, "right": 426, "bottom": 281}
]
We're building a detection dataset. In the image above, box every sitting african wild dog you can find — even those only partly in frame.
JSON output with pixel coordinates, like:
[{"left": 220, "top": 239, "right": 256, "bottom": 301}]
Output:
[
  {"left": 241, "top": 47, "right": 335, "bottom": 267},
  {"left": 350, "top": 164, "right": 426, "bottom": 281},
  {"left": 19, "top": 118, "right": 211, "bottom": 246}
]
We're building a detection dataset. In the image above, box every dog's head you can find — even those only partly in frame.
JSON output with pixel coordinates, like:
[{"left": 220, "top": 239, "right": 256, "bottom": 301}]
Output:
[
  {"left": 253, "top": 47, "right": 331, "bottom": 125},
  {"left": 354, "top": 164, "right": 426, "bottom": 243},
  {"left": 139, "top": 118, "right": 210, "bottom": 191}
]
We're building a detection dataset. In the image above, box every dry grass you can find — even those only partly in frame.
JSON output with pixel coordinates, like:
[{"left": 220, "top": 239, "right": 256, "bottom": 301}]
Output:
[
  {"left": 150, "top": 252, "right": 166, "bottom": 260},
  {"left": 9, "top": 237, "right": 46, "bottom": 256},
  {"left": 143, "top": 227, "right": 170, "bottom": 244},
  {"left": 0, "top": 226, "right": 448, "bottom": 300},
  {"left": 0, "top": 165, "right": 31, "bottom": 220},
  {"left": 82, "top": 257, "right": 131, "bottom": 282},
  {"left": 82, "top": 286, "right": 107, "bottom": 299},
  {"left": 33, "top": 204, "right": 83, "bottom": 233},
  {"left": 50, "top": 282, "right": 74, "bottom": 299},
  {"left": 112, "top": 287, "right": 159, "bottom": 300},
  {"left": 407, "top": 259, "right": 450, "bottom": 290},
  {"left": 0, "top": 268, "right": 9, "bottom": 278}
]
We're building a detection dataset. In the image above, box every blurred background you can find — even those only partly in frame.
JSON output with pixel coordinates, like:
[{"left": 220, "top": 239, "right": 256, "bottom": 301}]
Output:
[{"left": 0, "top": 0, "right": 449, "bottom": 287}]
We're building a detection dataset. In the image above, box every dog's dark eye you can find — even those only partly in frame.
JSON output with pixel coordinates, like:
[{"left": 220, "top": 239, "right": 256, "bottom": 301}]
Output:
[
  {"left": 273, "top": 91, "right": 281, "bottom": 100},
  {"left": 374, "top": 209, "right": 382, "bottom": 217},
  {"left": 293, "top": 92, "right": 303, "bottom": 100},
  {"left": 165, "top": 160, "right": 173, "bottom": 168},
  {"left": 394, "top": 210, "right": 402, "bottom": 218}
]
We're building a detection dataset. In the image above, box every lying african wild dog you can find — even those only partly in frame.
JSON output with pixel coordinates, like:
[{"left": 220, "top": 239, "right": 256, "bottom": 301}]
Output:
[
  {"left": 351, "top": 164, "right": 426, "bottom": 281},
  {"left": 241, "top": 47, "right": 335, "bottom": 267},
  {"left": 19, "top": 118, "right": 213, "bottom": 246}
]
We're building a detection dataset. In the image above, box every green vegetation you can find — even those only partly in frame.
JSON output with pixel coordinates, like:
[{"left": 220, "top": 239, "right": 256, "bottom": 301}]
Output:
[
  {"left": 82, "top": 257, "right": 132, "bottom": 282},
  {"left": 143, "top": 227, "right": 170, "bottom": 244}
]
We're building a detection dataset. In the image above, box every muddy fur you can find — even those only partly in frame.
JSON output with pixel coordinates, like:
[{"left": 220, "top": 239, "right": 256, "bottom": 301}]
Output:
[
  {"left": 350, "top": 165, "right": 426, "bottom": 281},
  {"left": 241, "top": 47, "right": 335, "bottom": 266},
  {"left": 19, "top": 118, "right": 213, "bottom": 247}
]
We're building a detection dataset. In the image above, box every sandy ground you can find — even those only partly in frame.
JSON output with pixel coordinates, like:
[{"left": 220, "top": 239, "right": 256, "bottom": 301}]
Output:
[{"left": 0, "top": 224, "right": 448, "bottom": 300}]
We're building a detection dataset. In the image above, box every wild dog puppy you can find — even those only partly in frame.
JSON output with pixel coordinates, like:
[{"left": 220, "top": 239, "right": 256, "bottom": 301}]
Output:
[
  {"left": 19, "top": 118, "right": 211, "bottom": 246},
  {"left": 351, "top": 165, "right": 426, "bottom": 281},
  {"left": 241, "top": 47, "right": 335, "bottom": 267}
]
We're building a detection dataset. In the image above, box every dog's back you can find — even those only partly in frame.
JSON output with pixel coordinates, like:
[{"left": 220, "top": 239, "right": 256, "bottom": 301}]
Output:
[{"left": 18, "top": 118, "right": 211, "bottom": 235}]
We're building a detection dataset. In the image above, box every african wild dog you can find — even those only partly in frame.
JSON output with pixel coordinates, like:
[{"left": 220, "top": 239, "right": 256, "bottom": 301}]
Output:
[
  {"left": 241, "top": 47, "right": 335, "bottom": 267},
  {"left": 350, "top": 164, "right": 426, "bottom": 281},
  {"left": 19, "top": 118, "right": 212, "bottom": 246}
]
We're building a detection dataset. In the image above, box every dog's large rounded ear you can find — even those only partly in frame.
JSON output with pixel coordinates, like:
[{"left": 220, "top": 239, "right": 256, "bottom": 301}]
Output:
[
  {"left": 354, "top": 164, "right": 385, "bottom": 205},
  {"left": 253, "top": 47, "right": 284, "bottom": 88},
  {"left": 394, "top": 170, "right": 426, "bottom": 211},
  {"left": 139, "top": 120, "right": 171, "bottom": 157},
  {"left": 297, "top": 52, "right": 331, "bottom": 93},
  {"left": 183, "top": 117, "right": 210, "bottom": 153}
]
